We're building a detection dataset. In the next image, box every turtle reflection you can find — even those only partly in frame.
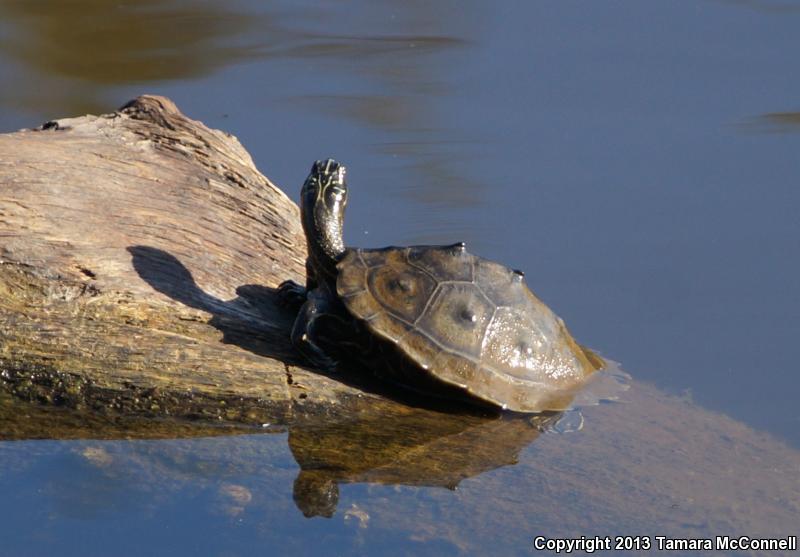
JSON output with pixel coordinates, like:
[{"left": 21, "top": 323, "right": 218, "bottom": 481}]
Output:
[
  {"left": 288, "top": 407, "right": 557, "bottom": 518},
  {"left": 0, "top": 390, "right": 560, "bottom": 520}
]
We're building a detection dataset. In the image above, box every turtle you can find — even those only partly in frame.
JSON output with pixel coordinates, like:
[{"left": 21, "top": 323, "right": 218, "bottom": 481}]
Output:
[{"left": 278, "top": 159, "right": 601, "bottom": 412}]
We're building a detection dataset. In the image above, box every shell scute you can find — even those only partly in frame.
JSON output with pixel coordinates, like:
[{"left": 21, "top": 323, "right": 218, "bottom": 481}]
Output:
[
  {"left": 407, "top": 244, "right": 474, "bottom": 282},
  {"left": 397, "top": 327, "right": 442, "bottom": 372},
  {"left": 481, "top": 307, "right": 562, "bottom": 382},
  {"left": 337, "top": 249, "right": 368, "bottom": 298},
  {"left": 366, "top": 260, "right": 436, "bottom": 325},
  {"left": 416, "top": 282, "right": 494, "bottom": 359},
  {"left": 431, "top": 352, "right": 478, "bottom": 388},
  {"left": 473, "top": 259, "right": 529, "bottom": 307}
]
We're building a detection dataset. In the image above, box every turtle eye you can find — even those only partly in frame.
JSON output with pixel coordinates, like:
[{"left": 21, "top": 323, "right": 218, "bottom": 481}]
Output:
[{"left": 330, "top": 185, "right": 346, "bottom": 196}]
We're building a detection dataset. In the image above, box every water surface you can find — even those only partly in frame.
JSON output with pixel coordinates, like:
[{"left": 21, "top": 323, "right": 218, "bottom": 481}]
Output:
[{"left": 1, "top": 0, "right": 798, "bottom": 555}]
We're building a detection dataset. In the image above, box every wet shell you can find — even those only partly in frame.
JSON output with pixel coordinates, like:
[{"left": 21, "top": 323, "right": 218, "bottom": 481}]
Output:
[{"left": 337, "top": 244, "right": 599, "bottom": 412}]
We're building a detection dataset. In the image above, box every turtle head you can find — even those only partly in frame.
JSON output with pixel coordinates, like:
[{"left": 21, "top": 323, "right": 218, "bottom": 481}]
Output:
[
  {"left": 303, "top": 159, "right": 348, "bottom": 215},
  {"left": 301, "top": 159, "right": 348, "bottom": 281}
]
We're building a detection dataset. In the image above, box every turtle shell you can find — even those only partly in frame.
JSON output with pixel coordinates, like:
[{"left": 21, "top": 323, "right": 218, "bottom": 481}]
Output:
[{"left": 336, "top": 244, "right": 599, "bottom": 412}]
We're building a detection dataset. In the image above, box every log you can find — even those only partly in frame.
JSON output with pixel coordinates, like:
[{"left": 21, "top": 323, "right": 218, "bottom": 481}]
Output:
[{"left": 0, "top": 94, "right": 403, "bottom": 426}]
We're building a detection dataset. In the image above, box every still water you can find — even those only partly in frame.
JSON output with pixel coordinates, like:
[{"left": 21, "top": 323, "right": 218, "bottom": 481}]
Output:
[{"left": 1, "top": 1, "right": 798, "bottom": 555}]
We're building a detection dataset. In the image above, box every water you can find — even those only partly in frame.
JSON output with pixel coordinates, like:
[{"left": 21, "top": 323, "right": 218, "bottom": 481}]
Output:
[{"left": 1, "top": 1, "right": 798, "bottom": 555}]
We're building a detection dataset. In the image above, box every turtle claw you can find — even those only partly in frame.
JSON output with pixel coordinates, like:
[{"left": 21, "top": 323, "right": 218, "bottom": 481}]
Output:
[{"left": 277, "top": 279, "right": 308, "bottom": 310}]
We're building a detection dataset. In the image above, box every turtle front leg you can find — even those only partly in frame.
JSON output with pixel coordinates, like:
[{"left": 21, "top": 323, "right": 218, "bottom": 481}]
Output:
[
  {"left": 278, "top": 261, "right": 318, "bottom": 310},
  {"left": 290, "top": 290, "right": 338, "bottom": 372},
  {"left": 277, "top": 279, "right": 308, "bottom": 310}
]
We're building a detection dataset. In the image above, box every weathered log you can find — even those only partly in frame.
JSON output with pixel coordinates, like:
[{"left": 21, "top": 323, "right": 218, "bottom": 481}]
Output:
[{"left": 0, "top": 94, "right": 405, "bottom": 425}]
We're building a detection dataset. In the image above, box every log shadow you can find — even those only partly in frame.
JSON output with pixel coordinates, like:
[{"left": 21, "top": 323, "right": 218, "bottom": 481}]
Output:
[{"left": 127, "top": 245, "right": 481, "bottom": 412}]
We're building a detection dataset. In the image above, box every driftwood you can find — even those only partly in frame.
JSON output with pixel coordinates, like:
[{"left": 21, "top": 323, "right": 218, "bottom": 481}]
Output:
[{"left": 0, "top": 94, "right": 406, "bottom": 425}]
